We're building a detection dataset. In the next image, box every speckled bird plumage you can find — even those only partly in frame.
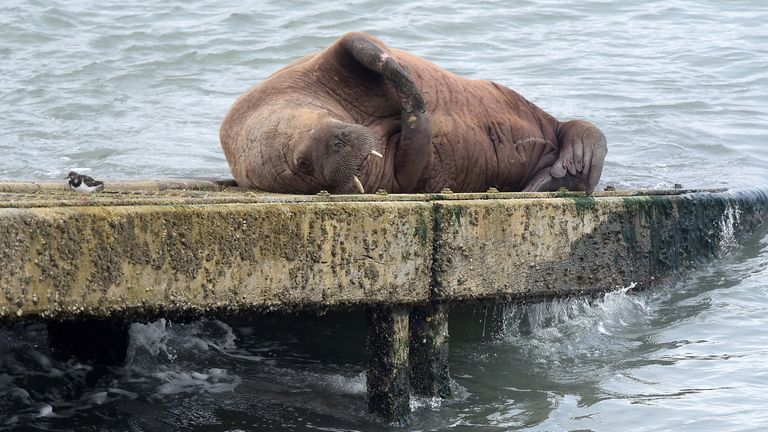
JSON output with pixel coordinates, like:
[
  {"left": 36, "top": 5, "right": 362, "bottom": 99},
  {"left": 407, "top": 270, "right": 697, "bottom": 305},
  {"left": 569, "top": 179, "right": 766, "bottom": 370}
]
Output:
[{"left": 66, "top": 171, "right": 104, "bottom": 194}]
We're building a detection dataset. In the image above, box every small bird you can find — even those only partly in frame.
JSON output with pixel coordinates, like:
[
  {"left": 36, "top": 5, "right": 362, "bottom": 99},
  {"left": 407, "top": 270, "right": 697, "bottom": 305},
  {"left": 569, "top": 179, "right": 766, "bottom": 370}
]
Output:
[{"left": 66, "top": 171, "right": 104, "bottom": 195}]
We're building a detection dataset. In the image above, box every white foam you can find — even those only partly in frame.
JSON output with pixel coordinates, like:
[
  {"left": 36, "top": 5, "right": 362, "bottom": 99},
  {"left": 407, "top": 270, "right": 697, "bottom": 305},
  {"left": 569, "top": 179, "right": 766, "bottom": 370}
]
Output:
[
  {"left": 126, "top": 318, "right": 174, "bottom": 364},
  {"left": 36, "top": 403, "right": 53, "bottom": 418},
  {"left": 126, "top": 318, "right": 239, "bottom": 369},
  {"left": 410, "top": 395, "right": 443, "bottom": 411},
  {"left": 152, "top": 368, "right": 242, "bottom": 396},
  {"left": 319, "top": 372, "right": 366, "bottom": 395},
  {"left": 88, "top": 391, "right": 108, "bottom": 405},
  {"left": 720, "top": 203, "right": 742, "bottom": 251},
  {"left": 122, "top": 319, "right": 246, "bottom": 397},
  {"left": 107, "top": 387, "right": 138, "bottom": 399}
]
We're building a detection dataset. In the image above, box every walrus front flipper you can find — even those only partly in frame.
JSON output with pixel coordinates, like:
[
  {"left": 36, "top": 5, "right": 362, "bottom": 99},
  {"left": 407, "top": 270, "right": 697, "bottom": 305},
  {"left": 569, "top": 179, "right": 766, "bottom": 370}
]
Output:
[
  {"left": 548, "top": 120, "right": 608, "bottom": 194},
  {"left": 339, "top": 33, "right": 432, "bottom": 192},
  {"left": 522, "top": 120, "right": 607, "bottom": 194}
]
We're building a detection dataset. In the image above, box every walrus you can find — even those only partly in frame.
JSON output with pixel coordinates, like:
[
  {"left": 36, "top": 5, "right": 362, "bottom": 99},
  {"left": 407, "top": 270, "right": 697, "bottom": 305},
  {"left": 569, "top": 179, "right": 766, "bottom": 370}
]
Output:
[{"left": 220, "top": 32, "right": 607, "bottom": 195}]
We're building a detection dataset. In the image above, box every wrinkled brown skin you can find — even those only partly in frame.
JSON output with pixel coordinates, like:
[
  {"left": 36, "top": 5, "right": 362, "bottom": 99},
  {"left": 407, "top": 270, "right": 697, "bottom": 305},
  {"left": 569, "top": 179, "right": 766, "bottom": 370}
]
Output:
[{"left": 220, "top": 32, "right": 607, "bottom": 194}]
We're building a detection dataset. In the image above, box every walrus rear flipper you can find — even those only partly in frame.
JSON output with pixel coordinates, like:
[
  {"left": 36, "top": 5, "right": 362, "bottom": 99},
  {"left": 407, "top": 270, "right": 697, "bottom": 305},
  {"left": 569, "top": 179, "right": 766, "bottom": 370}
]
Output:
[{"left": 339, "top": 33, "right": 432, "bottom": 192}]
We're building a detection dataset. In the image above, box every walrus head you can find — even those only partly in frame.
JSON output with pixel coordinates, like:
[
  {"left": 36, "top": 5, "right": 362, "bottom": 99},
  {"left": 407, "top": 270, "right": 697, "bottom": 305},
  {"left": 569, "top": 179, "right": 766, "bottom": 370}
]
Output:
[
  {"left": 224, "top": 107, "right": 382, "bottom": 194},
  {"left": 293, "top": 117, "right": 382, "bottom": 194}
]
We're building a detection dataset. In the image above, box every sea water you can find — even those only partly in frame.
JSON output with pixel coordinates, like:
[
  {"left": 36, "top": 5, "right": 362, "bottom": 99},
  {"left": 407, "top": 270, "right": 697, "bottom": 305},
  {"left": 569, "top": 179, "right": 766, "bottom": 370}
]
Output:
[{"left": 1, "top": 0, "right": 768, "bottom": 430}]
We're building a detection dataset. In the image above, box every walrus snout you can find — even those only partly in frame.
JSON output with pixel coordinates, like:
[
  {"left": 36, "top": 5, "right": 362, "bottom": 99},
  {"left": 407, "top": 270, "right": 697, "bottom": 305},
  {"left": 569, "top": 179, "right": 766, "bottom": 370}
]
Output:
[
  {"left": 351, "top": 146, "right": 384, "bottom": 194},
  {"left": 321, "top": 123, "right": 382, "bottom": 194}
]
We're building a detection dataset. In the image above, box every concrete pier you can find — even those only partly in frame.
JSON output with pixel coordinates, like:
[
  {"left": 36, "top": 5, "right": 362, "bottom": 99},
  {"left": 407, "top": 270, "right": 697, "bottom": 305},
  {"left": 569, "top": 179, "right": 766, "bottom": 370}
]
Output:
[
  {"left": 410, "top": 303, "right": 451, "bottom": 398},
  {"left": 366, "top": 306, "right": 411, "bottom": 422},
  {"left": 1, "top": 180, "right": 767, "bottom": 422}
]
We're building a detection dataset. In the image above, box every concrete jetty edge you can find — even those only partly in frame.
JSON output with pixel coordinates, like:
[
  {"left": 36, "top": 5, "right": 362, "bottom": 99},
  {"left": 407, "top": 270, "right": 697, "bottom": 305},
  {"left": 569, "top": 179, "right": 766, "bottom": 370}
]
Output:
[{"left": 1, "top": 183, "right": 765, "bottom": 322}]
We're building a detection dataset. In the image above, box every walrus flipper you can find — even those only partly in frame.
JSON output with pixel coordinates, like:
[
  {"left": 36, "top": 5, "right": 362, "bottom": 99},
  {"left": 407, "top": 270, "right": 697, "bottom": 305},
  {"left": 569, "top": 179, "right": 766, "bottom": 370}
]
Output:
[
  {"left": 339, "top": 33, "right": 432, "bottom": 192},
  {"left": 524, "top": 120, "right": 607, "bottom": 194}
]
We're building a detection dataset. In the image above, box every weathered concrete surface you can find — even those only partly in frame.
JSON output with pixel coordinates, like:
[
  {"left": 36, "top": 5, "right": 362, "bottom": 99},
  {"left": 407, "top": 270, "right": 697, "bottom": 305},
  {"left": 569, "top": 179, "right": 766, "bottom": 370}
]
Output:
[
  {"left": 0, "top": 189, "right": 433, "bottom": 320},
  {"left": 432, "top": 189, "right": 768, "bottom": 300},
  {"left": 0, "top": 184, "right": 766, "bottom": 322}
]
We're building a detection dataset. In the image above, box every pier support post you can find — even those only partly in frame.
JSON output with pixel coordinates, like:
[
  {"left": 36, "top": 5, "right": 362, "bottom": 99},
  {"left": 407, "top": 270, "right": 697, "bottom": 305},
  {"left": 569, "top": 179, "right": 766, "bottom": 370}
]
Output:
[
  {"left": 47, "top": 319, "right": 130, "bottom": 364},
  {"left": 366, "top": 306, "right": 411, "bottom": 423},
  {"left": 410, "top": 303, "right": 451, "bottom": 398}
]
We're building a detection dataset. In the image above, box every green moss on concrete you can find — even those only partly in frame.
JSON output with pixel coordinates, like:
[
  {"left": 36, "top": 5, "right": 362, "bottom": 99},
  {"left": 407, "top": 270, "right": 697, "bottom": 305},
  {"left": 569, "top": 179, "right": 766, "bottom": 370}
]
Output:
[
  {"left": 415, "top": 215, "right": 430, "bottom": 248},
  {"left": 553, "top": 191, "right": 597, "bottom": 216},
  {"left": 451, "top": 205, "right": 464, "bottom": 226},
  {"left": 571, "top": 196, "right": 597, "bottom": 216}
]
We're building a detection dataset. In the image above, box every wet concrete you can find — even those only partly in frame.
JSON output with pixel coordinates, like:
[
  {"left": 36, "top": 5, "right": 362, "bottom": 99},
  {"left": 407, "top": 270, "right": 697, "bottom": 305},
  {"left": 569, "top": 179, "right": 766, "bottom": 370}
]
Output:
[
  {"left": 1, "top": 184, "right": 766, "bottom": 322},
  {"left": 366, "top": 306, "right": 411, "bottom": 422},
  {"left": 432, "top": 189, "right": 768, "bottom": 300},
  {"left": 410, "top": 303, "right": 450, "bottom": 398}
]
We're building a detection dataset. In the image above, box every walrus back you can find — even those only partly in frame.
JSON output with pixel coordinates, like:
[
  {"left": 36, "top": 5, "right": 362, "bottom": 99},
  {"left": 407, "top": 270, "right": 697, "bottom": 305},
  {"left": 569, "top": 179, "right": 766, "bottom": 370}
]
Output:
[{"left": 385, "top": 50, "right": 560, "bottom": 191}]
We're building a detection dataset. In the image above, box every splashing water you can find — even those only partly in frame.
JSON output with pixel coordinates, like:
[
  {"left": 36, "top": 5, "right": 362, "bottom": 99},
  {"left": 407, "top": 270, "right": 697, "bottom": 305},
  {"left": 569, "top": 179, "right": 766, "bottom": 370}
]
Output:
[
  {"left": 126, "top": 318, "right": 238, "bottom": 366},
  {"left": 496, "top": 284, "right": 652, "bottom": 378},
  {"left": 124, "top": 319, "right": 242, "bottom": 398},
  {"left": 719, "top": 204, "right": 742, "bottom": 251}
]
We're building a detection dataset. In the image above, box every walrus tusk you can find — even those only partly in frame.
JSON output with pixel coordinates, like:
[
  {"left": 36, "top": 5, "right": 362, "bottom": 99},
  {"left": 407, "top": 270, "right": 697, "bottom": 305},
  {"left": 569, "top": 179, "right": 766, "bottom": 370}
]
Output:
[
  {"left": 353, "top": 176, "right": 365, "bottom": 194},
  {"left": 371, "top": 150, "right": 383, "bottom": 158}
]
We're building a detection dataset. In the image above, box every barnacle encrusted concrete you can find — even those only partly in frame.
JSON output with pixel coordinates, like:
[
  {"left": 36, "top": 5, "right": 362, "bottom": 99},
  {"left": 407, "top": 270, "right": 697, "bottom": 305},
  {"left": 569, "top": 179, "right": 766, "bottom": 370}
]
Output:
[
  {"left": 0, "top": 199, "right": 433, "bottom": 320},
  {"left": 431, "top": 189, "right": 768, "bottom": 300},
  {"left": 1, "top": 184, "right": 766, "bottom": 322}
]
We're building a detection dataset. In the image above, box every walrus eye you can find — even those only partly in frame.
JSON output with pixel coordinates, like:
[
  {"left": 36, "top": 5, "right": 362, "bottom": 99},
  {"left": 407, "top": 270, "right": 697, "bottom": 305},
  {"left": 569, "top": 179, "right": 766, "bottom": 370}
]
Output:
[
  {"left": 332, "top": 140, "right": 344, "bottom": 150},
  {"left": 297, "top": 157, "right": 312, "bottom": 173}
]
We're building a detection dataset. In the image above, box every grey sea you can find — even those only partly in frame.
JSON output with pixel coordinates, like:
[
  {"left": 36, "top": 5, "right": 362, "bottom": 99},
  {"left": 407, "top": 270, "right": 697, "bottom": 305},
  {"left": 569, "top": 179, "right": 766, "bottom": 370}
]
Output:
[{"left": 2, "top": 0, "right": 768, "bottom": 431}]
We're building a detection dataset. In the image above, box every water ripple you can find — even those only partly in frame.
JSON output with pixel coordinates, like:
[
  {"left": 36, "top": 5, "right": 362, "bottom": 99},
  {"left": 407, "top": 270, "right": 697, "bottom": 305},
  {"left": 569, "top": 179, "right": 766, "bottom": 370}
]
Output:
[
  {"left": 1, "top": 0, "right": 767, "bottom": 186},
  {"left": 2, "top": 1, "right": 768, "bottom": 430}
]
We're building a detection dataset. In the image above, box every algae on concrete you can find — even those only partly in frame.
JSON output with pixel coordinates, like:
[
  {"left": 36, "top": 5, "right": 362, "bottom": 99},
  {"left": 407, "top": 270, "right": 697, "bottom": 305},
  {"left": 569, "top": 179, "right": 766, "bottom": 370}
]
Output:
[
  {"left": 1, "top": 186, "right": 766, "bottom": 322},
  {"left": 431, "top": 190, "right": 768, "bottom": 301},
  {"left": 0, "top": 198, "right": 434, "bottom": 320}
]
